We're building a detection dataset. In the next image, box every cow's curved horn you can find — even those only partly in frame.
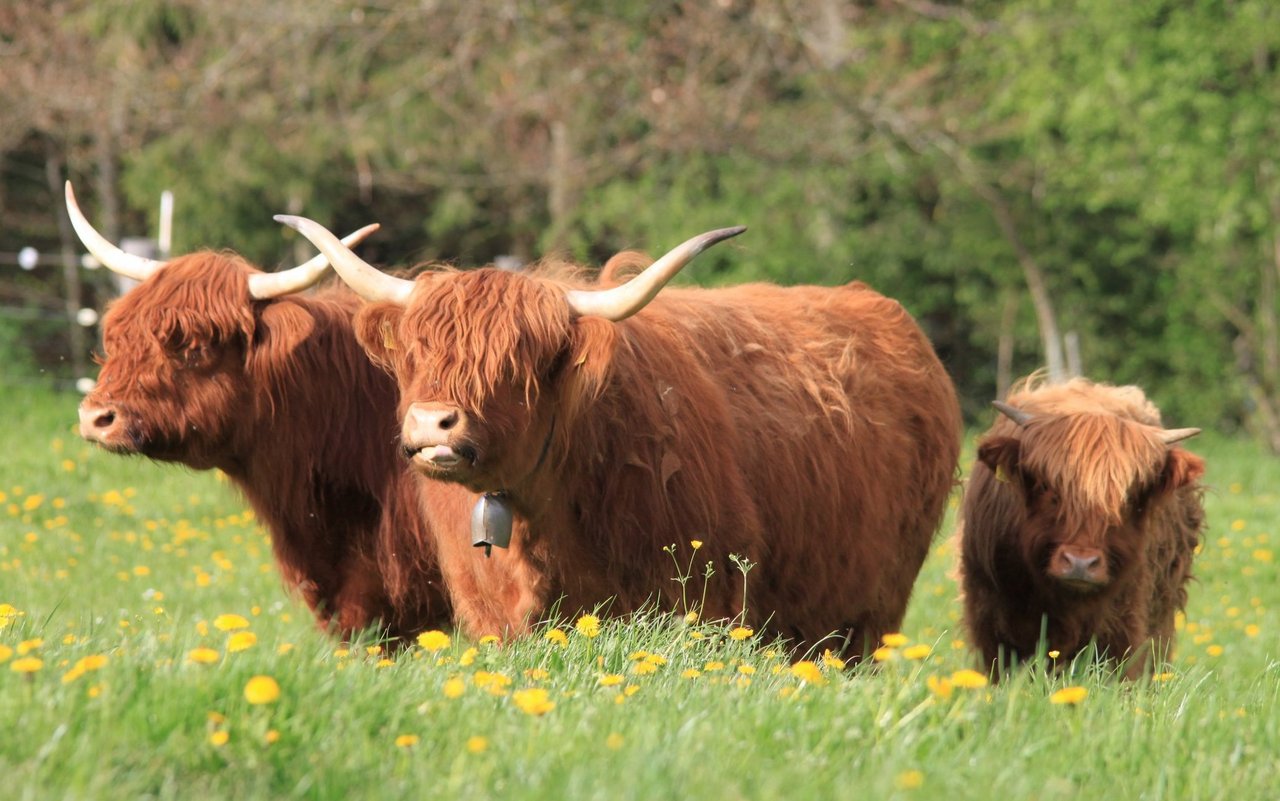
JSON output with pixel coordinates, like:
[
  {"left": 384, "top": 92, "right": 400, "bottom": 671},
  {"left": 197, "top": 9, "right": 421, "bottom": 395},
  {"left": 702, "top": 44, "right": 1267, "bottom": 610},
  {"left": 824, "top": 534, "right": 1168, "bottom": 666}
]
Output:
[
  {"left": 563, "top": 226, "right": 747, "bottom": 321},
  {"left": 274, "top": 215, "right": 414, "bottom": 304},
  {"left": 1158, "top": 427, "right": 1201, "bottom": 445},
  {"left": 65, "top": 181, "right": 166, "bottom": 281},
  {"left": 247, "top": 223, "right": 381, "bottom": 299},
  {"left": 992, "top": 400, "right": 1035, "bottom": 427}
]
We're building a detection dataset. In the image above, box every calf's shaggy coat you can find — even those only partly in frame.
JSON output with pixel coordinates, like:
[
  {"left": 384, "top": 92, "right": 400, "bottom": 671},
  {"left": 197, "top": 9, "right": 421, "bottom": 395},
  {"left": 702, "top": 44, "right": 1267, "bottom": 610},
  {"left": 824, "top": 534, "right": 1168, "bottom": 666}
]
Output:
[{"left": 958, "top": 378, "right": 1206, "bottom": 676}]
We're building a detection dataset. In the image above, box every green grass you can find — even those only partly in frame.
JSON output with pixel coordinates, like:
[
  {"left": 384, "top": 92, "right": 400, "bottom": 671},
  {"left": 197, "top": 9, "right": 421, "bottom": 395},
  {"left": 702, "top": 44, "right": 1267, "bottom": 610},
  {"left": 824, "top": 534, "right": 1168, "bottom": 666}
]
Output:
[{"left": 1, "top": 383, "right": 1277, "bottom": 800}]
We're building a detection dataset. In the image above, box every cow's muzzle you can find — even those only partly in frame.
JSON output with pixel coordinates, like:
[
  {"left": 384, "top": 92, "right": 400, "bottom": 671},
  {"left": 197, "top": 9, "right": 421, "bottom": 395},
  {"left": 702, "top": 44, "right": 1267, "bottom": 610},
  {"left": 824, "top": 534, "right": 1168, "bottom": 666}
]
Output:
[
  {"left": 1047, "top": 545, "right": 1109, "bottom": 589},
  {"left": 78, "top": 400, "right": 129, "bottom": 449}
]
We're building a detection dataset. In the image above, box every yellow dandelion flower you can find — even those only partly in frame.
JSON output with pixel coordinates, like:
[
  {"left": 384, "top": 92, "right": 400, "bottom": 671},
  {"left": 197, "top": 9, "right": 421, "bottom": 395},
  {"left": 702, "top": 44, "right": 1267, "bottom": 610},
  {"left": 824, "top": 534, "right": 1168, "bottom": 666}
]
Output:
[
  {"left": 627, "top": 650, "right": 650, "bottom": 661},
  {"left": 1049, "top": 686, "right": 1088, "bottom": 705},
  {"left": 1253, "top": 549, "right": 1273, "bottom": 563},
  {"left": 645, "top": 654, "right": 668, "bottom": 666},
  {"left": 1245, "top": 624, "right": 1260, "bottom": 638},
  {"left": 76, "top": 654, "right": 108, "bottom": 672},
  {"left": 443, "top": 677, "right": 467, "bottom": 699},
  {"left": 512, "top": 687, "right": 555, "bottom": 715},
  {"left": 0, "top": 603, "right": 22, "bottom": 628},
  {"left": 213, "top": 614, "right": 249, "bottom": 631},
  {"left": 0, "top": 644, "right": 13, "bottom": 663},
  {"left": 871, "top": 646, "right": 897, "bottom": 662},
  {"left": 599, "top": 674, "right": 625, "bottom": 687},
  {"left": 1153, "top": 672, "right": 1175, "bottom": 682},
  {"left": 524, "top": 668, "right": 550, "bottom": 681},
  {"left": 459, "top": 647, "right": 478, "bottom": 666},
  {"left": 684, "top": 610, "right": 699, "bottom": 624},
  {"left": 690, "top": 540, "right": 703, "bottom": 550},
  {"left": 738, "top": 665, "right": 756, "bottom": 675},
  {"left": 704, "top": 661, "right": 726, "bottom": 671},
  {"left": 277, "top": 643, "right": 295, "bottom": 655},
  {"left": 881, "top": 633, "right": 909, "bottom": 648},
  {"left": 544, "top": 628, "right": 569, "bottom": 646},
  {"left": 790, "top": 661, "right": 825, "bottom": 685},
  {"left": 1207, "top": 644, "right": 1224, "bottom": 657},
  {"left": 227, "top": 632, "right": 257, "bottom": 652},
  {"left": 366, "top": 645, "right": 383, "bottom": 656},
  {"left": 376, "top": 658, "right": 395, "bottom": 668},
  {"left": 575, "top": 615, "right": 601, "bottom": 638},
  {"left": 244, "top": 675, "right": 281, "bottom": 705},
  {"left": 926, "top": 675, "right": 953, "bottom": 699},
  {"left": 188, "top": 647, "right": 220, "bottom": 665},
  {"left": 417, "top": 630, "right": 451, "bottom": 652},
  {"left": 209, "top": 731, "right": 229, "bottom": 747},
  {"left": 624, "top": 684, "right": 640, "bottom": 697},
  {"left": 1231, "top": 519, "right": 1246, "bottom": 531},
  {"left": 605, "top": 732, "right": 624, "bottom": 750},
  {"left": 949, "top": 669, "right": 989, "bottom": 689},
  {"left": 11, "top": 656, "right": 43, "bottom": 673},
  {"left": 688, "top": 631, "right": 705, "bottom": 640},
  {"left": 895, "top": 770, "right": 925, "bottom": 790},
  {"left": 902, "top": 644, "right": 931, "bottom": 661},
  {"left": 681, "top": 668, "right": 702, "bottom": 679},
  {"left": 61, "top": 666, "right": 86, "bottom": 684},
  {"left": 479, "top": 634, "right": 501, "bottom": 646},
  {"left": 87, "top": 685, "right": 102, "bottom": 698},
  {"left": 1047, "top": 649, "right": 1061, "bottom": 659},
  {"left": 466, "top": 736, "right": 488, "bottom": 754},
  {"left": 729, "top": 626, "right": 754, "bottom": 641},
  {"left": 821, "top": 650, "right": 846, "bottom": 670},
  {"left": 395, "top": 734, "right": 419, "bottom": 748},
  {"left": 265, "top": 730, "right": 280, "bottom": 745},
  {"left": 473, "top": 671, "right": 512, "bottom": 691},
  {"left": 631, "top": 661, "right": 658, "bottom": 676},
  {"left": 22, "top": 494, "right": 44, "bottom": 511},
  {"left": 17, "top": 638, "right": 43, "bottom": 656}
]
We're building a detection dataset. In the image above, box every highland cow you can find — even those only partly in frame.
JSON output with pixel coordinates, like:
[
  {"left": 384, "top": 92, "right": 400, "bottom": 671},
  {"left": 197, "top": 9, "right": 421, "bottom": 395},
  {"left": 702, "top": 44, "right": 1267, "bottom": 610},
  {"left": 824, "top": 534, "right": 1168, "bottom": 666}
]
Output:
[
  {"left": 958, "top": 376, "right": 1205, "bottom": 677},
  {"left": 67, "top": 182, "right": 465, "bottom": 640},
  {"left": 277, "top": 215, "right": 962, "bottom": 657}
]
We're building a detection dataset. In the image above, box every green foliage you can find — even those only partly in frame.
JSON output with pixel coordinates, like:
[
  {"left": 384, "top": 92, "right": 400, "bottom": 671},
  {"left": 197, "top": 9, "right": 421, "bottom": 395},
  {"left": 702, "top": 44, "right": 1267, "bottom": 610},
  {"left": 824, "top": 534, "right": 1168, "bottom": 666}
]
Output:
[{"left": 7, "top": 0, "right": 1280, "bottom": 437}]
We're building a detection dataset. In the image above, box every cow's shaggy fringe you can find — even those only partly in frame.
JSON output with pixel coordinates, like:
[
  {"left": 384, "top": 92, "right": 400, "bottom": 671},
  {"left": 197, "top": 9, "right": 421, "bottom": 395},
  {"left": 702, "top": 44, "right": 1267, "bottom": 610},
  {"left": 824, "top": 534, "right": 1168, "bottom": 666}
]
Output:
[
  {"left": 89, "top": 252, "right": 456, "bottom": 638},
  {"left": 359, "top": 251, "right": 962, "bottom": 657},
  {"left": 958, "top": 375, "right": 1206, "bottom": 677}
]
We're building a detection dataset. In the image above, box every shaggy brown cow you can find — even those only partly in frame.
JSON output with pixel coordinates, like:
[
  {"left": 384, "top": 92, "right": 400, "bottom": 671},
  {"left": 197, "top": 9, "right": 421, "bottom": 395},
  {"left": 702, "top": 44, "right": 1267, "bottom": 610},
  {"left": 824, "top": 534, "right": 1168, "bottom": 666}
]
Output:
[
  {"left": 958, "top": 376, "right": 1205, "bottom": 677},
  {"left": 67, "top": 182, "right": 461, "bottom": 639},
  {"left": 278, "top": 214, "right": 962, "bottom": 657}
]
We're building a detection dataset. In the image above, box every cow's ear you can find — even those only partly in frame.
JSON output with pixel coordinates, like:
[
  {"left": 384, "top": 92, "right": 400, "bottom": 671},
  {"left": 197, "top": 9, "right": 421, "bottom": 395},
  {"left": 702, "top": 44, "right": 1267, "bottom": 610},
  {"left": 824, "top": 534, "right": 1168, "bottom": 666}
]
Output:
[
  {"left": 1159, "top": 448, "right": 1205, "bottom": 494},
  {"left": 559, "top": 316, "right": 619, "bottom": 420},
  {"left": 977, "top": 436, "right": 1021, "bottom": 481},
  {"left": 354, "top": 302, "right": 405, "bottom": 374},
  {"left": 250, "top": 300, "right": 315, "bottom": 373}
]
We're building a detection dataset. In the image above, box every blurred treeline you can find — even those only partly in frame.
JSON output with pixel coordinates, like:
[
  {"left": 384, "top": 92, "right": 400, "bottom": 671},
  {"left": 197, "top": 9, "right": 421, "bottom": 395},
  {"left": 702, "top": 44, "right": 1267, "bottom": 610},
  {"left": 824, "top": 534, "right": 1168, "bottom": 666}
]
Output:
[{"left": 2, "top": 1, "right": 1278, "bottom": 448}]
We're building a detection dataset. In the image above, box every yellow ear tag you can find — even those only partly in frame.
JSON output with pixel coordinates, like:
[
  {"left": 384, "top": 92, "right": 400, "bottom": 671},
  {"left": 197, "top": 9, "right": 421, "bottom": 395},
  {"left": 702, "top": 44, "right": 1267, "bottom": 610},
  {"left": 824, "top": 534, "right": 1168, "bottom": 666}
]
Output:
[
  {"left": 995, "top": 465, "right": 1011, "bottom": 484},
  {"left": 380, "top": 319, "right": 397, "bottom": 351}
]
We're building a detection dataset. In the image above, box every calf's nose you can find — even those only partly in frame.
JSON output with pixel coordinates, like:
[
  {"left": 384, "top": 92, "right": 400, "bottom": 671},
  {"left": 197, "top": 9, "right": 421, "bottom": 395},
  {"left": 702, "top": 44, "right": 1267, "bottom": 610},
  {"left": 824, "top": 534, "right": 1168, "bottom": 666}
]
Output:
[{"left": 1048, "top": 545, "right": 1108, "bottom": 586}]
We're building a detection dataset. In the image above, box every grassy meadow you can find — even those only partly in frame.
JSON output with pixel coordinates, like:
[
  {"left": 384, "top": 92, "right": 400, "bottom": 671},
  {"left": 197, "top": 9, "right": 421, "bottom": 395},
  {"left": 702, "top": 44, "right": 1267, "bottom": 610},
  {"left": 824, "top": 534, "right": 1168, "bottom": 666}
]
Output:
[{"left": 1, "top": 383, "right": 1277, "bottom": 800}]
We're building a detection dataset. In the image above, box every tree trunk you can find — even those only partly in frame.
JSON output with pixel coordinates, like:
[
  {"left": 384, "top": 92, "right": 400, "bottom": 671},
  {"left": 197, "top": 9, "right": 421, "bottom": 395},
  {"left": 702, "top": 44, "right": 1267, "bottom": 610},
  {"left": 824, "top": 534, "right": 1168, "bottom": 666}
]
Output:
[{"left": 46, "top": 153, "right": 88, "bottom": 385}]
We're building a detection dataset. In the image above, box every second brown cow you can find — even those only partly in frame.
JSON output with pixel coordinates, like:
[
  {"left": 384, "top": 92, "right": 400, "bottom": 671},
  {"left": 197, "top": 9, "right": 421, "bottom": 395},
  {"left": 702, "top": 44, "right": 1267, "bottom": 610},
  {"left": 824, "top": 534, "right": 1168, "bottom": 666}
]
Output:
[{"left": 279, "top": 216, "right": 962, "bottom": 657}]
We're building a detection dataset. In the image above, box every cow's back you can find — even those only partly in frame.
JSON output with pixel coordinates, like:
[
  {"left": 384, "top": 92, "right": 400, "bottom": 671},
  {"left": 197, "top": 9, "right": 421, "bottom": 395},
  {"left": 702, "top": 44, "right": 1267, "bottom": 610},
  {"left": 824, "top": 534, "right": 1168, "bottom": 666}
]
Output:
[{"left": 641, "top": 281, "right": 962, "bottom": 651}]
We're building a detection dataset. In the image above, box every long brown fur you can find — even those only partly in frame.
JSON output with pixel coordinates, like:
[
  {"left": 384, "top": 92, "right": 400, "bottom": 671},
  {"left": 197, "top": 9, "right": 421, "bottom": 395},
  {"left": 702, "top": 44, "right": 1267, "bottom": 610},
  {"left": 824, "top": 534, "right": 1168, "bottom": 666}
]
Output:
[
  {"left": 356, "top": 249, "right": 962, "bottom": 657},
  {"left": 85, "top": 252, "right": 467, "bottom": 639},
  {"left": 957, "top": 376, "right": 1206, "bottom": 677}
]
